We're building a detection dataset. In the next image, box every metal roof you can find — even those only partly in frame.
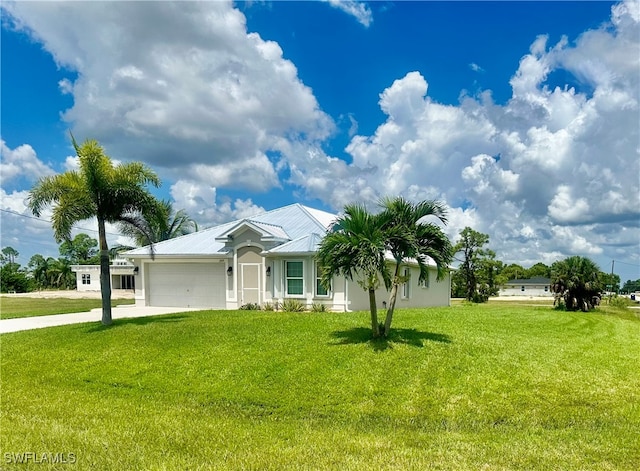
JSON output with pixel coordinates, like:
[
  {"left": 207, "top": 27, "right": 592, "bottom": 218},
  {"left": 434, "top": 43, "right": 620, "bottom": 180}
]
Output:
[
  {"left": 124, "top": 204, "right": 335, "bottom": 258},
  {"left": 263, "top": 233, "right": 324, "bottom": 255},
  {"left": 214, "top": 219, "right": 290, "bottom": 242}
]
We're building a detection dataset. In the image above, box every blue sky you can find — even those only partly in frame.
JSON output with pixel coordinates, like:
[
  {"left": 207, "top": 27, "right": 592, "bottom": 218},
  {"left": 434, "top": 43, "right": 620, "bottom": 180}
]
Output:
[{"left": 1, "top": 0, "right": 639, "bottom": 283}]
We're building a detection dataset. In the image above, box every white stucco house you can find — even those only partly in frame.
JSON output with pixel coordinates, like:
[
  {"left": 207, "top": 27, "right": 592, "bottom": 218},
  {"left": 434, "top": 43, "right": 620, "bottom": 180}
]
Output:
[
  {"left": 122, "top": 204, "right": 452, "bottom": 311},
  {"left": 499, "top": 277, "right": 552, "bottom": 297},
  {"left": 71, "top": 257, "right": 136, "bottom": 292}
]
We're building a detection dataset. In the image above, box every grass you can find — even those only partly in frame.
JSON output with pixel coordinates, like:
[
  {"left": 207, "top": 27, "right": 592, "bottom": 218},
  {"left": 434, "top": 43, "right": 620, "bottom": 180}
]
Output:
[
  {"left": 1, "top": 303, "right": 639, "bottom": 470},
  {"left": 0, "top": 297, "right": 135, "bottom": 319}
]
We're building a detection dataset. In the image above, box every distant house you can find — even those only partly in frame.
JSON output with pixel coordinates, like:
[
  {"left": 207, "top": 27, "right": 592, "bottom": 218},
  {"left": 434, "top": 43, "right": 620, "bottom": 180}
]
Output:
[
  {"left": 71, "top": 257, "right": 136, "bottom": 292},
  {"left": 499, "top": 277, "right": 552, "bottom": 297},
  {"left": 122, "top": 204, "right": 452, "bottom": 311}
]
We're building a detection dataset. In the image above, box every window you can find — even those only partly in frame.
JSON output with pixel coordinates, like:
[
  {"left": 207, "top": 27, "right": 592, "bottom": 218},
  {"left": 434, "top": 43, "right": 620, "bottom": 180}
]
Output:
[
  {"left": 82, "top": 274, "right": 91, "bottom": 285},
  {"left": 544, "top": 286, "right": 549, "bottom": 292},
  {"left": 285, "top": 261, "right": 304, "bottom": 296},
  {"left": 402, "top": 268, "right": 411, "bottom": 298},
  {"left": 521, "top": 286, "right": 525, "bottom": 292},
  {"left": 419, "top": 270, "right": 430, "bottom": 289},
  {"left": 316, "top": 263, "right": 329, "bottom": 297}
]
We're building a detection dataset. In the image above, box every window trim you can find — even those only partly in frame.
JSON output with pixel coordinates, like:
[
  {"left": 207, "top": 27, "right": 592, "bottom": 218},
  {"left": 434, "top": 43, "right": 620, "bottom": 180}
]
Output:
[
  {"left": 284, "top": 260, "right": 305, "bottom": 298},
  {"left": 401, "top": 268, "right": 411, "bottom": 299},
  {"left": 315, "top": 262, "right": 331, "bottom": 298},
  {"left": 419, "top": 270, "right": 430, "bottom": 289}
]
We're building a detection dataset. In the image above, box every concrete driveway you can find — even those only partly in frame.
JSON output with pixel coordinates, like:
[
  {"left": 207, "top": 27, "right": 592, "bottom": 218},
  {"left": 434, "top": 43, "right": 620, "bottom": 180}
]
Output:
[{"left": 1, "top": 305, "right": 202, "bottom": 334}]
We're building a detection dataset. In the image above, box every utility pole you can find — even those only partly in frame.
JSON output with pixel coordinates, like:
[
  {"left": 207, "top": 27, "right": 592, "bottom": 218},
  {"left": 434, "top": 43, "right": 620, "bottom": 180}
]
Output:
[{"left": 609, "top": 260, "right": 615, "bottom": 303}]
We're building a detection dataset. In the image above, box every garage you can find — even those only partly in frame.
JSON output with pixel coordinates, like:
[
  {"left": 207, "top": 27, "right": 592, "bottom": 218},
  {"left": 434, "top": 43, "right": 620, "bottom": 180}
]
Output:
[{"left": 147, "top": 263, "right": 226, "bottom": 308}]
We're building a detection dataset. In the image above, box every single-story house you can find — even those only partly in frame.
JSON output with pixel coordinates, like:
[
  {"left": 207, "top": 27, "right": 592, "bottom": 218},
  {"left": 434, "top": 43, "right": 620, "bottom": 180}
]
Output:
[
  {"left": 123, "top": 204, "right": 452, "bottom": 311},
  {"left": 71, "top": 257, "right": 136, "bottom": 292},
  {"left": 499, "top": 277, "right": 552, "bottom": 297},
  {"left": 71, "top": 258, "right": 135, "bottom": 291}
]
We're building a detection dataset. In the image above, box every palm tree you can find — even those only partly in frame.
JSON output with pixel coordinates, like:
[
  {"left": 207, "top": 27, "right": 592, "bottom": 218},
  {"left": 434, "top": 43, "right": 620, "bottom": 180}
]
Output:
[
  {"left": 27, "top": 136, "right": 160, "bottom": 325},
  {"left": 46, "top": 257, "right": 75, "bottom": 290},
  {"left": 551, "top": 256, "right": 603, "bottom": 311},
  {"left": 379, "top": 197, "right": 453, "bottom": 337},
  {"left": 316, "top": 204, "right": 392, "bottom": 338},
  {"left": 1, "top": 246, "right": 19, "bottom": 266},
  {"left": 27, "top": 254, "right": 52, "bottom": 290},
  {"left": 118, "top": 199, "right": 198, "bottom": 249}
]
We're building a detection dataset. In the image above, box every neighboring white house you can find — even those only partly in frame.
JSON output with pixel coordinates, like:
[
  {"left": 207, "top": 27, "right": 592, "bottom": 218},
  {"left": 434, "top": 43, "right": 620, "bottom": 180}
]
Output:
[
  {"left": 499, "top": 277, "right": 552, "bottom": 297},
  {"left": 71, "top": 257, "right": 136, "bottom": 292},
  {"left": 123, "top": 204, "right": 452, "bottom": 311}
]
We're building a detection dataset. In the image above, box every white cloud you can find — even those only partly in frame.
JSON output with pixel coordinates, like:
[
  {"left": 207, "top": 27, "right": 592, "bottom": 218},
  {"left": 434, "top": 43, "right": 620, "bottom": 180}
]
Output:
[
  {"left": 3, "top": 0, "right": 333, "bottom": 193},
  {"left": 2, "top": 0, "right": 638, "bottom": 278},
  {"left": 0, "top": 140, "right": 55, "bottom": 183},
  {"left": 286, "top": 2, "right": 639, "bottom": 271},
  {"left": 548, "top": 185, "right": 590, "bottom": 223},
  {"left": 170, "top": 179, "right": 265, "bottom": 226},
  {"left": 323, "top": 0, "right": 373, "bottom": 27},
  {"left": 0, "top": 188, "right": 58, "bottom": 262}
]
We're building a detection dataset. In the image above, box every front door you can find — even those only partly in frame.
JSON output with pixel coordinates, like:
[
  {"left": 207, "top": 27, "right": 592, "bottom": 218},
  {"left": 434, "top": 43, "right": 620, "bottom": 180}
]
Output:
[{"left": 240, "top": 263, "right": 261, "bottom": 305}]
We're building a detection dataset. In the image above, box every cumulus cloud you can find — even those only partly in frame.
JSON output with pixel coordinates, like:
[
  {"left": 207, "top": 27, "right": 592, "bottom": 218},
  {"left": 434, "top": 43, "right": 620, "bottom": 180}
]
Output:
[
  {"left": 0, "top": 140, "right": 55, "bottom": 184},
  {"left": 2, "top": 0, "right": 638, "bottom": 275},
  {"left": 170, "top": 179, "right": 265, "bottom": 226},
  {"left": 288, "top": 1, "right": 639, "bottom": 268},
  {"left": 2, "top": 0, "right": 333, "bottom": 192}
]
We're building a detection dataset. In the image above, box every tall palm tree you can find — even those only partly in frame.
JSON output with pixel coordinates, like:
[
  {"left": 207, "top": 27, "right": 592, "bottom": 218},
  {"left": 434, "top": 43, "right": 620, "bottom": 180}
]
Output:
[
  {"left": 551, "top": 256, "right": 602, "bottom": 311},
  {"left": 379, "top": 197, "right": 453, "bottom": 337},
  {"left": 27, "top": 254, "right": 51, "bottom": 290},
  {"left": 118, "top": 199, "right": 198, "bottom": 249},
  {"left": 27, "top": 136, "right": 160, "bottom": 325},
  {"left": 316, "top": 204, "right": 392, "bottom": 338}
]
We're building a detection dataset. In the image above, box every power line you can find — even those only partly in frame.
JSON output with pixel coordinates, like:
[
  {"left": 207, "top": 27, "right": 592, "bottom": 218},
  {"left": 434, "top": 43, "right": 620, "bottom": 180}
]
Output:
[
  {"left": 612, "top": 259, "right": 640, "bottom": 268},
  {"left": 0, "top": 208, "right": 124, "bottom": 237}
]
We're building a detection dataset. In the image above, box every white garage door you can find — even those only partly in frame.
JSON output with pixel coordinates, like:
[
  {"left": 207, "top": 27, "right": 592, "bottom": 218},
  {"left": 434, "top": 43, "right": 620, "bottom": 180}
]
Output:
[{"left": 148, "top": 263, "right": 225, "bottom": 308}]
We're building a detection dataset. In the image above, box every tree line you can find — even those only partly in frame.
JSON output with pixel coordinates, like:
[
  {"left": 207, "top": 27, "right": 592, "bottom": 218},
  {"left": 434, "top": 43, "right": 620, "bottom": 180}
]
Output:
[
  {"left": 1, "top": 234, "right": 100, "bottom": 293},
  {"left": 450, "top": 227, "right": 624, "bottom": 302}
]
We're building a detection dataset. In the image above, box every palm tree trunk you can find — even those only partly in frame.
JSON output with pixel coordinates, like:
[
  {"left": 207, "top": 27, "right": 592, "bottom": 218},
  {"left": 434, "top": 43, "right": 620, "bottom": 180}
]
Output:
[
  {"left": 98, "top": 218, "right": 113, "bottom": 325},
  {"left": 368, "top": 287, "right": 380, "bottom": 338},
  {"left": 384, "top": 263, "right": 402, "bottom": 337}
]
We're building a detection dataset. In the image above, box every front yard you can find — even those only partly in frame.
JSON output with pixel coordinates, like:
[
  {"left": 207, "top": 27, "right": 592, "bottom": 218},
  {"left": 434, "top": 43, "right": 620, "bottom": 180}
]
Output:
[{"left": 1, "top": 303, "right": 639, "bottom": 469}]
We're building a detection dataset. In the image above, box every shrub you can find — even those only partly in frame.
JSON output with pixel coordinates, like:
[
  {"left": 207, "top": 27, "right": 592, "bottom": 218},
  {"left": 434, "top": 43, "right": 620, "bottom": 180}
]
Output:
[
  {"left": 0, "top": 266, "right": 34, "bottom": 293},
  {"left": 239, "top": 303, "right": 261, "bottom": 310},
  {"left": 311, "top": 302, "right": 327, "bottom": 312},
  {"left": 608, "top": 295, "right": 633, "bottom": 309},
  {"left": 281, "top": 299, "right": 305, "bottom": 312},
  {"left": 262, "top": 302, "right": 274, "bottom": 311}
]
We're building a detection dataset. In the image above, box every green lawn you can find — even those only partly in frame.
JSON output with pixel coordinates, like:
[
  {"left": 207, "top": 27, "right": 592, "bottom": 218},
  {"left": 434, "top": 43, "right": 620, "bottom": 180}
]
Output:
[
  {"left": 0, "top": 296, "right": 135, "bottom": 319},
  {"left": 1, "top": 304, "right": 639, "bottom": 470}
]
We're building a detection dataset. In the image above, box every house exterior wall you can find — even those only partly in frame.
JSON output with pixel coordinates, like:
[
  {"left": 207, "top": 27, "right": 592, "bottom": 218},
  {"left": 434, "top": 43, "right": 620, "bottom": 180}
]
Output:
[
  {"left": 265, "top": 255, "right": 340, "bottom": 309},
  {"left": 346, "top": 266, "right": 451, "bottom": 312},
  {"left": 129, "top": 255, "right": 452, "bottom": 311},
  {"left": 72, "top": 264, "right": 135, "bottom": 292},
  {"left": 499, "top": 284, "right": 552, "bottom": 297},
  {"left": 72, "top": 265, "right": 101, "bottom": 291}
]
